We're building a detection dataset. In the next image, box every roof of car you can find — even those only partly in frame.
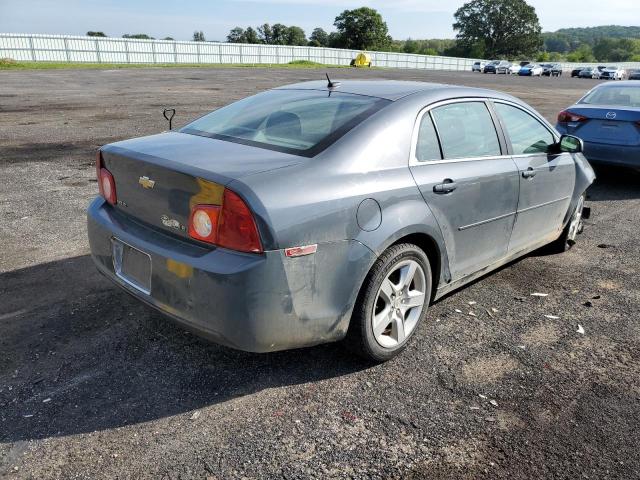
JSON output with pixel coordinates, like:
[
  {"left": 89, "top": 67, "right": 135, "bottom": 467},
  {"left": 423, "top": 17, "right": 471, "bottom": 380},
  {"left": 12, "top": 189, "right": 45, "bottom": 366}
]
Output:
[
  {"left": 275, "top": 80, "right": 510, "bottom": 101},
  {"left": 593, "top": 80, "right": 639, "bottom": 88}
]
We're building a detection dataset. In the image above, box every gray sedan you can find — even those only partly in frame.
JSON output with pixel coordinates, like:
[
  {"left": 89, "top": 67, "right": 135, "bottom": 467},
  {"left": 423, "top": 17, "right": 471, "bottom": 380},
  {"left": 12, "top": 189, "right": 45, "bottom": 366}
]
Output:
[{"left": 88, "top": 80, "right": 595, "bottom": 361}]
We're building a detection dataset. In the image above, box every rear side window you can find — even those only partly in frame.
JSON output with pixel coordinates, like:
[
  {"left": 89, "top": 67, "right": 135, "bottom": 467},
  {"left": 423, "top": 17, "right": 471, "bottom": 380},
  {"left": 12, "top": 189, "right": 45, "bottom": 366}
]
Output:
[
  {"left": 430, "top": 102, "right": 501, "bottom": 159},
  {"left": 415, "top": 114, "right": 442, "bottom": 162},
  {"left": 181, "top": 89, "right": 390, "bottom": 157},
  {"left": 494, "top": 103, "right": 555, "bottom": 155}
]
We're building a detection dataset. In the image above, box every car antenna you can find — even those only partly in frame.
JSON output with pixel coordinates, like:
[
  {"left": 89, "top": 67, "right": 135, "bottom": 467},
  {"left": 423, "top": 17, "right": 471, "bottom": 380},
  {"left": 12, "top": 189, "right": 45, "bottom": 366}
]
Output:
[
  {"left": 326, "top": 73, "right": 341, "bottom": 89},
  {"left": 163, "top": 108, "right": 176, "bottom": 130}
]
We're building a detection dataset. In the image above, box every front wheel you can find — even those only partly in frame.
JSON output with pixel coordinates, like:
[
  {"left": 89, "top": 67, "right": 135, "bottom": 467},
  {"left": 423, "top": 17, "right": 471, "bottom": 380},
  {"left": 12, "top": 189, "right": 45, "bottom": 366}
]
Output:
[
  {"left": 345, "top": 243, "right": 432, "bottom": 362},
  {"left": 548, "top": 194, "right": 586, "bottom": 253}
]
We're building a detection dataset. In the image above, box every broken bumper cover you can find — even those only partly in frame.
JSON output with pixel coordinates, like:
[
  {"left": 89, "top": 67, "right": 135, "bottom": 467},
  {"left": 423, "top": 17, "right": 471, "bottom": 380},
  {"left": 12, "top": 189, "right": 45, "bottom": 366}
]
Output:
[{"left": 87, "top": 197, "right": 374, "bottom": 352}]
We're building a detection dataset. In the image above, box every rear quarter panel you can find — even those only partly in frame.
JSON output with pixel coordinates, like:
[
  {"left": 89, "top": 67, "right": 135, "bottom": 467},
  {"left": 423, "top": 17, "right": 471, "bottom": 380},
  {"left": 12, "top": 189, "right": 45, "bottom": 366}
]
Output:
[{"left": 232, "top": 96, "right": 453, "bottom": 289}]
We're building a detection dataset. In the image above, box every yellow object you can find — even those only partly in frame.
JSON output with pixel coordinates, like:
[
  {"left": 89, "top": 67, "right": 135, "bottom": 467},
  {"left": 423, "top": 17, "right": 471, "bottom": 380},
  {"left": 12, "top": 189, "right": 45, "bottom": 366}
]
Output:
[
  {"left": 353, "top": 52, "right": 372, "bottom": 68},
  {"left": 190, "top": 177, "right": 225, "bottom": 210},
  {"left": 166, "top": 258, "right": 194, "bottom": 279}
]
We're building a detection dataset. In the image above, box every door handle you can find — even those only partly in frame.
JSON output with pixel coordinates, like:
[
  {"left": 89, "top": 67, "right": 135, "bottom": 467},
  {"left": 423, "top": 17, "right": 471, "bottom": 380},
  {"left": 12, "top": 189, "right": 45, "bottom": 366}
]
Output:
[
  {"left": 433, "top": 179, "right": 457, "bottom": 194},
  {"left": 522, "top": 167, "right": 537, "bottom": 179}
]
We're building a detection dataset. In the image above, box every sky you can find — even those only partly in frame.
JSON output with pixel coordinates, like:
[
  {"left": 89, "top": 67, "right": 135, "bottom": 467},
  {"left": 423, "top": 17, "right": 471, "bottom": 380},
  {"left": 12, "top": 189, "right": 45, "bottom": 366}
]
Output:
[{"left": 0, "top": 0, "right": 638, "bottom": 41}]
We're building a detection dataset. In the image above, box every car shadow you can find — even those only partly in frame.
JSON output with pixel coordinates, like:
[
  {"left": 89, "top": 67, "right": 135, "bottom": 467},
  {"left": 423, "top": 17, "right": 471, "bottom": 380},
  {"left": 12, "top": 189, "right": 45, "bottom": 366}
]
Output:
[
  {"left": 586, "top": 165, "right": 640, "bottom": 202},
  {"left": 0, "top": 255, "right": 372, "bottom": 443}
]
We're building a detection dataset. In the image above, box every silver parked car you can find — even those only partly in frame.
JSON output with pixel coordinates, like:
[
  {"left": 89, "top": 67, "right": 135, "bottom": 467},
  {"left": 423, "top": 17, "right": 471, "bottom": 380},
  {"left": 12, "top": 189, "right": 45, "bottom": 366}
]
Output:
[
  {"left": 88, "top": 80, "right": 595, "bottom": 362},
  {"left": 472, "top": 61, "right": 486, "bottom": 72}
]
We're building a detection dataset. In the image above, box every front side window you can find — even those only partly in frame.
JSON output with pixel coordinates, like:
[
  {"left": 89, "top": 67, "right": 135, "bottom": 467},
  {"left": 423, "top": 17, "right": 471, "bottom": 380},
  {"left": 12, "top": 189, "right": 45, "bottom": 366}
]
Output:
[
  {"left": 181, "top": 89, "right": 390, "bottom": 157},
  {"left": 494, "top": 103, "right": 555, "bottom": 155},
  {"left": 430, "top": 102, "right": 501, "bottom": 159}
]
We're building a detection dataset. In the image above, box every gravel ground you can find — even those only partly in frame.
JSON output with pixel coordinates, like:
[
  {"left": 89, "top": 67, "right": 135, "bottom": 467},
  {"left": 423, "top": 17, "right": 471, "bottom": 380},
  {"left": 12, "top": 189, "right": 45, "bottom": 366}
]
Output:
[{"left": 1, "top": 67, "right": 639, "bottom": 479}]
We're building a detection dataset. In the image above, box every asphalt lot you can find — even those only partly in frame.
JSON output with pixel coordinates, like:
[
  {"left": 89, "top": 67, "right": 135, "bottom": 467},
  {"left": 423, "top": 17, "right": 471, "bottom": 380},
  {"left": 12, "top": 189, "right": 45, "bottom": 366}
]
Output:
[{"left": 1, "top": 67, "right": 639, "bottom": 479}]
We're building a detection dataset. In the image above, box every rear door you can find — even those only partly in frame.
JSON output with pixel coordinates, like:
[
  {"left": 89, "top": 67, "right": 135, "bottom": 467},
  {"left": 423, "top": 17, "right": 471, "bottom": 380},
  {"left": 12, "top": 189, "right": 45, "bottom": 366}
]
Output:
[
  {"left": 492, "top": 101, "right": 575, "bottom": 253},
  {"left": 409, "top": 100, "right": 520, "bottom": 281}
]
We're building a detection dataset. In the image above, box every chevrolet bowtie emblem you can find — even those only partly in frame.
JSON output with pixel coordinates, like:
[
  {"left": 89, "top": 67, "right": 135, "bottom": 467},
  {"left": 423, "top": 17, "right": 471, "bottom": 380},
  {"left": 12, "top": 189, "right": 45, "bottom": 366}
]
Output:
[{"left": 138, "top": 176, "right": 156, "bottom": 189}]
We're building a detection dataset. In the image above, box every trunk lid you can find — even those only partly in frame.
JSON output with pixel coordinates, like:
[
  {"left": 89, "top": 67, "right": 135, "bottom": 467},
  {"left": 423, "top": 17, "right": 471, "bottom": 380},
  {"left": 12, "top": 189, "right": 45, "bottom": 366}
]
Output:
[
  {"left": 563, "top": 106, "right": 640, "bottom": 146},
  {"left": 100, "top": 131, "right": 303, "bottom": 239}
]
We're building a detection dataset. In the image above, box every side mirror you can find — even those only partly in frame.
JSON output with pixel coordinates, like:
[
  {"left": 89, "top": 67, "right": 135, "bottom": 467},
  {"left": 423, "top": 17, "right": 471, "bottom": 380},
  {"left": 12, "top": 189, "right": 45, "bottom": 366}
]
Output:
[{"left": 559, "top": 134, "right": 583, "bottom": 154}]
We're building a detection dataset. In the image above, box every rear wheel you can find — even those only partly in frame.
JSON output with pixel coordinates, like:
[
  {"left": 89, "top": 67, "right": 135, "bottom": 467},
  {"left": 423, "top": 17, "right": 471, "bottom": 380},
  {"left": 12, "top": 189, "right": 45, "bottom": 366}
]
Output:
[
  {"left": 548, "top": 194, "right": 586, "bottom": 253},
  {"left": 345, "top": 244, "right": 432, "bottom": 362}
]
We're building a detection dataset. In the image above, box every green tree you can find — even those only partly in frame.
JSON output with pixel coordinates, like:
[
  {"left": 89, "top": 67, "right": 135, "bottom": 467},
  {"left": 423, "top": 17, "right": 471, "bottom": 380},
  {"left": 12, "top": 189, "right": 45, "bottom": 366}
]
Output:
[
  {"left": 403, "top": 38, "right": 420, "bottom": 54},
  {"left": 123, "top": 33, "right": 154, "bottom": 39},
  {"left": 227, "top": 27, "right": 246, "bottom": 43},
  {"left": 333, "top": 7, "right": 391, "bottom": 51},
  {"left": 270, "top": 23, "right": 289, "bottom": 44},
  {"left": 163, "top": 37, "right": 175, "bottom": 41},
  {"left": 536, "top": 51, "right": 550, "bottom": 62},
  {"left": 566, "top": 44, "right": 595, "bottom": 62},
  {"left": 327, "top": 31, "right": 343, "bottom": 48},
  {"left": 548, "top": 51, "right": 563, "bottom": 61},
  {"left": 309, "top": 28, "right": 329, "bottom": 47},
  {"left": 243, "top": 27, "right": 260, "bottom": 44},
  {"left": 593, "top": 38, "right": 618, "bottom": 61},
  {"left": 453, "top": 0, "right": 542, "bottom": 58},
  {"left": 193, "top": 31, "right": 206, "bottom": 42},
  {"left": 258, "top": 24, "right": 273, "bottom": 44},
  {"left": 285, "top": 26, "right": 307, "bottom": 46},
  {"left": 543, "top": 33, "right": 570, "bottom": 53},
  {"left": 87, "top": 31, "right": 106, "bottom": 37}
]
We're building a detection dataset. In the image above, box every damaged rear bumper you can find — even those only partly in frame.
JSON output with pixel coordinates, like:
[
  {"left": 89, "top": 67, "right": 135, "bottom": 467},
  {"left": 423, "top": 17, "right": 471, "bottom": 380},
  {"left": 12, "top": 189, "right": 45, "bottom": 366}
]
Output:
[{"left": 87, "top": 197, "right": 374, "bottom": 352}]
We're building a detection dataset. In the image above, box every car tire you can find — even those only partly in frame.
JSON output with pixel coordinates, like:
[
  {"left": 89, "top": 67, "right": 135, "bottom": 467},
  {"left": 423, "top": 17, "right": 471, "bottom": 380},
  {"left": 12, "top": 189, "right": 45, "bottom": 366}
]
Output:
[
  {"left": 547, "top": 194, "right": 586, "bottom": 253},
  {"left": 345, "top": 243, "right": 432, "bottom": 362}
]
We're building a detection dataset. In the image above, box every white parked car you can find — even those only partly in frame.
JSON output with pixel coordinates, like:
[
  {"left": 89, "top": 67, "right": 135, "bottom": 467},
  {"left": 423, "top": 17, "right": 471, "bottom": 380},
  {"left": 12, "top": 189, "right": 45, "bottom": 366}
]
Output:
[
  {"left": 508, "top": 63, "right": 521, "bottom": 74},
  {"left": 600, "top": 66, "right": 626, "bottom": 80},
  {"left": 518, "top": 63, "right": 544, "bottom": 77},
  {"left": 472, "top": 61, "right": 486, "bottom": 73}
]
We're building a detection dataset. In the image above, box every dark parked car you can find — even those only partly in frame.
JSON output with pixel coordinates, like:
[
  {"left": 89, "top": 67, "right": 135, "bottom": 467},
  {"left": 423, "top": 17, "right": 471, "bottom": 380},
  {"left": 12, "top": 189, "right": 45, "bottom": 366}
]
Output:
[
  {"left": 88, "top": 80, "right": 594, "bottom": 361},
  {"left": 484, "top": 60, "right": 510, "bottom": 74},
  {"left": 542, "top": 64, "right": 563, "bottom": 77},
  {"left": 482, "top": 60, "right": 500, "bottom": 73},
  {"left": 571, "top": 67, "right": 586, "bottom": 78},
  {"left": 557, "top": 81, "right": 640, "bottom": 170},
  {"left": 578, "top": 67, "right": 599, "bottom": 79},
  {"left": 629, "top": 69, "right": 640, "bottom": 80}
]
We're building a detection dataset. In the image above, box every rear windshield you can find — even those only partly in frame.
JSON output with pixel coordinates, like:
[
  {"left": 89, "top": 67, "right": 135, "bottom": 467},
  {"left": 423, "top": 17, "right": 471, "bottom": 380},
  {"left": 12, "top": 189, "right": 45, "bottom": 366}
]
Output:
[
  {"left": 181, "top": 89, "right": 390, "bottom": 157},
  {"left": 580, "top": 86, "right": 640, "bottom": 107}
]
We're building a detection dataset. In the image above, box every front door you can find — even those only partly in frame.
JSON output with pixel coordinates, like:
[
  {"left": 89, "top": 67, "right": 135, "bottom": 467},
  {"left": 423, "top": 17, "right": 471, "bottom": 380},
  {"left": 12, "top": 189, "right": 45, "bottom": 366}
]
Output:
[
  {"left": 409, "top": 100, "right": 520, "bottom": 281},
  {"left": 492, "top": 102, "right": 576, "bottom": 253}
]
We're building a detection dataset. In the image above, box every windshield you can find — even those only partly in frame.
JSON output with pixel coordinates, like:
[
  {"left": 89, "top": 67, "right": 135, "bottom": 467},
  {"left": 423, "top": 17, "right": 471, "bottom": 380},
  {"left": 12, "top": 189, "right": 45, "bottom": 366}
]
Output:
[
  {"left": 580, "top": 86, "right": 640, "bottom": 107},
  {"left": 181, "top": 89, "right": 390, "bottom": 157}
]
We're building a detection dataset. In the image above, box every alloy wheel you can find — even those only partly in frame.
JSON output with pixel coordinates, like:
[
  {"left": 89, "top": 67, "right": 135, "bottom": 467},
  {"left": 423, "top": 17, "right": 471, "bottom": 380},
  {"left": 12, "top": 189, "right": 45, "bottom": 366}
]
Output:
[
  {"left": 567, "top": 196, "right": 585, "bottom": 244},
  {"left": 371, "top": 259, "right": 427, "bottom": 349}
]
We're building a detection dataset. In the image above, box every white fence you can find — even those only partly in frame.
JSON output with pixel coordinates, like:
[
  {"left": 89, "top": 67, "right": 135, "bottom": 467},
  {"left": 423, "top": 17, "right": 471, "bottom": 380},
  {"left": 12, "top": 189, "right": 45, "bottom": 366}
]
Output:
[
  {"left": 0, "top": 33, "right": 483, "bottom": 71},
  {"left": 2, "top": 34, "right": 640, "bottom": 72}
]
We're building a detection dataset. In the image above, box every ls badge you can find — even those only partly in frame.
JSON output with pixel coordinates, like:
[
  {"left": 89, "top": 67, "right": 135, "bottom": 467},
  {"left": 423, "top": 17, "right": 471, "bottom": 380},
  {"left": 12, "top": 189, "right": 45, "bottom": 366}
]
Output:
[
  {"left": 139, "top": 176, "right": 156, "bottom": 189},
  {"left": 161, "top": 215, "right": 186, "bottom": 231}
]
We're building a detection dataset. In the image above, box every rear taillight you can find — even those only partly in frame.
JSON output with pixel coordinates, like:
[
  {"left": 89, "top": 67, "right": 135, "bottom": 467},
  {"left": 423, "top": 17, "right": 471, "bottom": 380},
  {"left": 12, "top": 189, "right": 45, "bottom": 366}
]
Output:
[
  {"left": 188, "top": 205, "right": 220, "bottom": 243},
  {"left": 96, "top": 151, "right": 117, "bottom": 205},
  {"left": 188, "top": 189, "right": 262, "bottom": 253},
  {"left": 557, "top": 110, "right": 587, "bottom": 123}
]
